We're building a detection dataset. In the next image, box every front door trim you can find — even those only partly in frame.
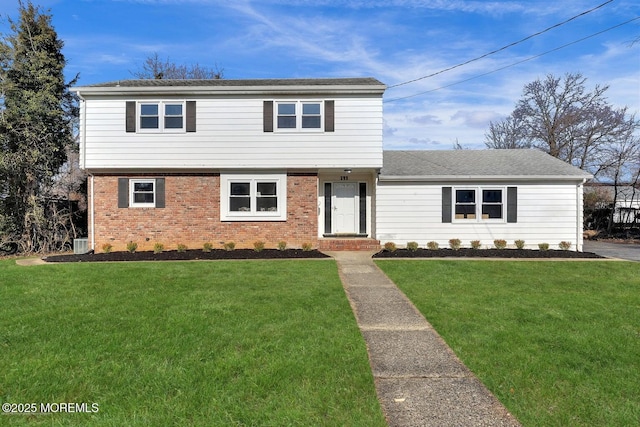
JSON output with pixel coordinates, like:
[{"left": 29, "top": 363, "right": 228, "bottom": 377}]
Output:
[{"left": 322, "top": 181, "right": 368, "bottom": 237}]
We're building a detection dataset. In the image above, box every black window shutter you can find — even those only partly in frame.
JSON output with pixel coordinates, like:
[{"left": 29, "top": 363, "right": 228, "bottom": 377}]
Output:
[
  {"left": 325, "top": 100, "right": 335, "bottom": 132},
  {"left": 324, "top": 183, "right": 332, "bottom": 234},
  {"left": 263, "top": 101, "right": 274, "bottom": 132},
  {"left": 359, "top": 182, "right": 366, "bottom": 234},
  {"left": 507, "top": 187, "right": 517, "bottom": 223},
  {"left": 126, "top": 101, "right": 136, "bottom": 133},
  {"left": 118, "top": 178, "right": 129, "bottom": 208},
  {"left": 186, "top": 101, "right": 196, "bottom": 132},
  {"left": 442, "top": 187, "right": 452, "bottom": 223},
  {"left": 156, "top": 178, "right": 165, "bottom": 208}
]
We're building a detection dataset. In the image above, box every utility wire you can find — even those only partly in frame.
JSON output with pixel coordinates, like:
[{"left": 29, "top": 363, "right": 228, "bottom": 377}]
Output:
[
  {"left": 387, "top": 0, "right": 614, "bottom": 89},
  {"left": 384, "top": 16, "right": 640, "bottom": 103}
]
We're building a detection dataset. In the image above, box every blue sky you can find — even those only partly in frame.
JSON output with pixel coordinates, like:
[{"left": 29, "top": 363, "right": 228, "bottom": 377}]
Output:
[{"left": 1, "top": 0, "right": 638, "bottom": 149}]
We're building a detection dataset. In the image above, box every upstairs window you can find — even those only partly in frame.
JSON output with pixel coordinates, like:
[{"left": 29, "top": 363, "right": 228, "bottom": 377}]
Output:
[
  {"left": 163, "top": 104, "right": 184, "bottom": 129},
  {"left": 127, "top": 101, "right": 195, "bottom": 133},
  {"left": 301, "top": 103, "right": 321, "bottom": 128},
  {"left": 140, "top": 104, "right": 159, "bottom": 129},
  {"left": 275, "top": 101, "right": 323, "bottom": 131},
  {"left": 277, "top": 103, "right": 297, "bottom": 129},
  {"left": 139, "top": 102, "right": 184, "bottom": 132}
]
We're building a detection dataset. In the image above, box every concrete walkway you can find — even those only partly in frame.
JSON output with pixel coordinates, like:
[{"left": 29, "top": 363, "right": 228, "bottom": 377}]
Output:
[{"left": 327, "top": 251, "right": 521, "bottom": 427}]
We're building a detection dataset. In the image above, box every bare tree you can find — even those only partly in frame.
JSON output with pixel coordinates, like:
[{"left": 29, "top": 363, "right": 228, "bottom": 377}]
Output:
[
  {"left": 131, "top": 53, "right": 224, "bottom": 80},
  {"left": 485, "top": 73, "right": 638, "bottom": 177},
  {"left": 599, "top": 129, "right": 640, "bottom": 232},
  {"left": 485, "top": 115, "right": 528, "bottom": 149}
]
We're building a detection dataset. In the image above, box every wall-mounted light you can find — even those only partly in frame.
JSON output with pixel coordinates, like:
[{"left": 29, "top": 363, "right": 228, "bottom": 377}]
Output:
[{"left": 344, "top": 168, "right": 352, "bottom": 174}]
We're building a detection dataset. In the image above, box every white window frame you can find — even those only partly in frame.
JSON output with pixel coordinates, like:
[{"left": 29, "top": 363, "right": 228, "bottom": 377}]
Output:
[
  {"left": 453, "top": 187, "right": 506, "bottom": 223},
  {"left": 138, "top": 101, "right": 185, "bottom": 133},
  {"left": 275, "top": 101, "right": 323, "bottom": 132},
  {"left": 130, "top": 179, "right": 156, "bottom": 208},
  {"left": 220, "top": 173, "right": 287, "bottom": 221}
]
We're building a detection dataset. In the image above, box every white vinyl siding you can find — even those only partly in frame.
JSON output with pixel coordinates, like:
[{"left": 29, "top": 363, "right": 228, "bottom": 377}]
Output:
[
  {"left": 79, "top": 97, "right": 382, "bottom": 170},
  {"left": 376, "top": 181, "right": 584, "bottom": 250}
]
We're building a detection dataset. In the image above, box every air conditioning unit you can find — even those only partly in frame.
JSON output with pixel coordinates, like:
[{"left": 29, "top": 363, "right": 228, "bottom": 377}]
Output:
[{"left": 74, "top": 238, "right": 89, "bottom": 254}]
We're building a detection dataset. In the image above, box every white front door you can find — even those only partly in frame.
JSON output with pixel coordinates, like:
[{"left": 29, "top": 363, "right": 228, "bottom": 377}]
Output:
[{"left": 333, "top": 182, "right": 358, "bottom": 234}]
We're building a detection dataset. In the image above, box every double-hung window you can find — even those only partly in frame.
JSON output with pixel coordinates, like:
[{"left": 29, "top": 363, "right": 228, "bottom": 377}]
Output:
[
  {"left": 130, "top": 179, "right": 156, "bottom": 208},
  {"left": 139, "top": 101, "right": 185, "bottom": 132},
  {"left": 481, "top": 189, "right": 503, "bottom": 219},
  {"left": 275, "top": 101, "right": 323, "bottom": 131},
  {"left": 221, "top": 174, "right": 287, "bottom": 221},
  {"left": 455, "top": 189, "right": 476, "bottom": 219},
  {"left": 454, "top": 188, "right": 504, "bottom": 221}
]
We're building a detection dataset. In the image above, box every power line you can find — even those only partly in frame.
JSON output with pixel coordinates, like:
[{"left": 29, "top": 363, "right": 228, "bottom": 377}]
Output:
[
  {"left": 384, "top": 16, "right": 640, "bottom": 103},
  {"left": 387, "top": 0, "right": 614, "bottom": 89}
]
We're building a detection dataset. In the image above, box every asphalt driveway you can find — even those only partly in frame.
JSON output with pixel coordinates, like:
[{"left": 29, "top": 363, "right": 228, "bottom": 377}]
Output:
[{"left": 583, "top": 240, "right": 640, "bottom": 262}]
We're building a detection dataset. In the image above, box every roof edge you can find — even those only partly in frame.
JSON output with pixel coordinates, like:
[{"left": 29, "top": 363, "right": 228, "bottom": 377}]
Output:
[{"left": 378, "top": 175, "right": 592, "bottom": 182}]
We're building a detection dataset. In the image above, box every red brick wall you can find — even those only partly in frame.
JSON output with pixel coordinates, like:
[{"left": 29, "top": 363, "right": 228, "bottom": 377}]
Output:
[{"left": 89, "top": 173, "right": 318, "bottom": 252}]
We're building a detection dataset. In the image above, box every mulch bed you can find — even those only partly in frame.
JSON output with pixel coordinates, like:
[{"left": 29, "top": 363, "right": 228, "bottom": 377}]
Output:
[
  {"left": 42, "top": 247, "right": 606, "bottom": 262},
  {"left": 373, "top": 248, "right": 604, "bottom": 259},
  {"left": 44, "top": 249, "right": 330, "bottom": 263}
]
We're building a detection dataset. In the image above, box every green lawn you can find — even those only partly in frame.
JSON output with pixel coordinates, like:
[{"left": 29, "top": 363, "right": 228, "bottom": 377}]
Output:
[
  {"left": 0, "top": 259, "right": 386, "bottom": 427},
  {"left": 376, "top": 260, "right": 640, "bottom": 427}
]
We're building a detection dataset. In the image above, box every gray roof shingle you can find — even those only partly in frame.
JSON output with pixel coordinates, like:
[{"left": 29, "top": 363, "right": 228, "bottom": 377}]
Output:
[
  {"left": 380, "top": 149, "right": 592, "bottom": 181},
  {"left": 77, "top": 77, "right": 385, "bottom": 88}
]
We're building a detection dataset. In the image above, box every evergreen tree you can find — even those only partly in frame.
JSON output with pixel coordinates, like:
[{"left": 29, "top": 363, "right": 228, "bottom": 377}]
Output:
[{"left": 0, "top": 1, "right": 79, "bottom": 253}]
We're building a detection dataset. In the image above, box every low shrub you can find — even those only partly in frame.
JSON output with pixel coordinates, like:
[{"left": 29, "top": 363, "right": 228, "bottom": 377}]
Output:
[
  {"left": 406, "top": 241, "right": 419, "bottom": 251},
  {"left": 538, "top": 243, "right": 550, "bottom": 251},
  {"left": 101, "top": 243, "right": 113, "bottom": 254},
  {"left": 515, "top": 239, "right": 525, "bottom": 249},
  {"left": 126, "top": 241, "right": 138, "bottom": 253},
  {"left": 559, "top": 241, "right": 572, "bottom": 251},
  {"left": 427, "top": 241, "right": 439, "bottom": 250},
  {"left": 202, "top": 242, "right": 213, "bottom": 252},
  {"left": 177, "top": 243, "right": 188, "bottom": 253},
  {"left": 470, "top": 240, "right": 481, "bottom": 250},
  {"left": 223, "top": 241, "right": 236, "bottom": 251},
  {"left": 277, "top": 241, "right": 287, "bottom": 251},
  {"left": 301, "top": 242, "right": 313, "bottom": 251},
  {"left": 449, "top": 238, "right": 461, "bottom": 250},
  {"left": 253, "top": 241, "right": 265, "bottom": 252},
  {"left": 153, "top": 242, "right": 164, "bottom": 254},
  {"left": 384, "top": 242, "right": 397, "bottom": 252},
  {"left": 494, "top": 239, "right": 507, "bottom": 249}
]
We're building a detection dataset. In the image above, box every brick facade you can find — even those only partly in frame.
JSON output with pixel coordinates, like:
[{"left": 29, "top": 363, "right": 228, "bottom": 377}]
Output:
[{"left": 89, "top": 173, "right": 318, "bottom": 252}]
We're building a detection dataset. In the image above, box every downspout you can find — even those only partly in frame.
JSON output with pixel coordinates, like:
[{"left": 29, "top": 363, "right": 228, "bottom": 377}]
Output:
[
  {"left": 577, "top": 179, "right": 585, "bottom": 252},
  {"left": 76, "top": 91, "right": 94, "bottom": 251},
  {"left": 76, "top": 91, "right": 87, "bottom": 170},
  {"left": 90, "top": 174, "right": 95, "bottom": 251}
]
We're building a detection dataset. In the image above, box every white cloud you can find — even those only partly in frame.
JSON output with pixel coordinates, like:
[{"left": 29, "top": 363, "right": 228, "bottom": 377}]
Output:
[{"left": 451, "top": 110, "right": 503, "bottom": 128}]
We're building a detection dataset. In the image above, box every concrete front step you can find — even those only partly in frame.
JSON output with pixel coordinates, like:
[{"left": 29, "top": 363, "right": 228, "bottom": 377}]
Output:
[{"left": 318, "top": 238, "right": 381, "bottom": 251}]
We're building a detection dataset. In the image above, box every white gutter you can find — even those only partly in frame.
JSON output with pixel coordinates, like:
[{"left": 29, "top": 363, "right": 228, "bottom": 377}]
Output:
[{"left": 378, "top": 174, "right": 592, "bottom": 182}]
